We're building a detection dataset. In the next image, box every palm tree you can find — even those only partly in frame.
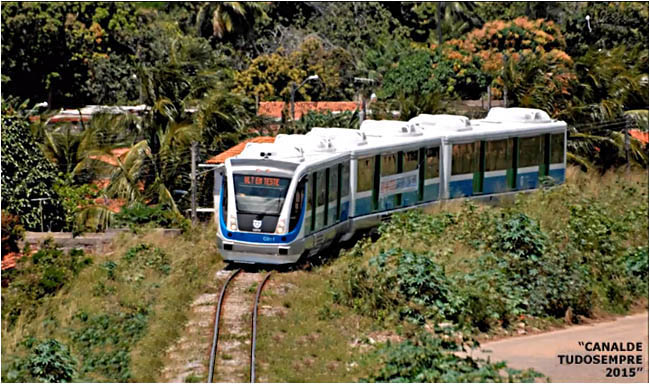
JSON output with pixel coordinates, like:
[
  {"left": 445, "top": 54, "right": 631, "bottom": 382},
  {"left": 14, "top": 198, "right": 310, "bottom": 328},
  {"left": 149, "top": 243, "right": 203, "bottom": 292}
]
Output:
[{"left": 194, "top": 2, "right": 268, "bottom": 39}]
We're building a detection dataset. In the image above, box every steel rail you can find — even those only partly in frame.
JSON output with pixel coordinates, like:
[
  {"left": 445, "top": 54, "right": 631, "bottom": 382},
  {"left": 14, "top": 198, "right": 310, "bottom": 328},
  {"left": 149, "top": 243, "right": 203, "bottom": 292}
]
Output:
[
  {"left": 208, "top": 268, "right": 241, "bottom": 383},
  {"left": 250, "top": 271, "right": 272, "bottom": 383}
]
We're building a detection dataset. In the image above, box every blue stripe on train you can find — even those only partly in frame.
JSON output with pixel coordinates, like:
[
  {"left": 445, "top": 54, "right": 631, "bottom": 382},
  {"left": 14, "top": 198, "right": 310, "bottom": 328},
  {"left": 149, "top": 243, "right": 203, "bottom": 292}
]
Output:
[
  {"left": 549, "top": 168, "right": 565, "bottom": 184},
  {"left": 355, "top": 196, "right": 372, "bottom": 216},
  {"left": 517, "top": 171, "right": 538, "bottom": 190},
  {"left": 483, "top": 175, "right": 508, "bottom": 194},
  {"left": 423, "top": 183, "right": 439, "bottom": 201},
  {"left": 449, "top": 178, "right": 473, "bottom": 198},
  {"left": 402, "top": 191, "right": 419, "bottom": 206}
]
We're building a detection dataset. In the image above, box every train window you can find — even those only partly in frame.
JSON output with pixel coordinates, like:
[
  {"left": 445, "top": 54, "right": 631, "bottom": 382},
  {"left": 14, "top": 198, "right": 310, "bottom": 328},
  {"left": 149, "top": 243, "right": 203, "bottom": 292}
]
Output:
[
  {"left": 221, "top": 177, "right": 228, "bottom": 216},
  {"left": 404, "top": 150, "right": 418, "bottom": 172},
  {"left": 381, "top": 153, "right": 398, "bottom": 176},
  {"left": 233, "top": 175, "right": 291, "bottom": 214},
  {"left": 289, "top": 177, "right": 306, "bottom": 232},
  {"left": 357, "top": 156, "right": 374, "bottom": 192},
  {"left": 550, "top": 133, "right": 564, "bottom": 163},
  {"left": 486, "top": 139, "right": 512, "bottom": 171},
  {"left": 341, "top": 163, "right": 350, "bottom": 197},
  {"left": 426, "top": 147, "right": 439, "bottom": 178},
  {"left": 452, "top": 142, "right": 479, "bottom": 175},
  {"left": 519, "top": 136, "right": 542, "bottom": 167},
  {"left": 328, "top": 165, "right": 339, "bottom": 224},
  {"left": 316, "top": 169, "right": 326, "bottom": 229}
]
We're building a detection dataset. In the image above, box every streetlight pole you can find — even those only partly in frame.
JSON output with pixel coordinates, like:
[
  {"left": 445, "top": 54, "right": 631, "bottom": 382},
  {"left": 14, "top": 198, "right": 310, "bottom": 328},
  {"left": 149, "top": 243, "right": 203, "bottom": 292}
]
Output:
[
  {"left": 354, "top": 77, "right": 375, "bottom": 123},
  {"left": 290, "top": 75, "right": 319, "bottom": 121}
]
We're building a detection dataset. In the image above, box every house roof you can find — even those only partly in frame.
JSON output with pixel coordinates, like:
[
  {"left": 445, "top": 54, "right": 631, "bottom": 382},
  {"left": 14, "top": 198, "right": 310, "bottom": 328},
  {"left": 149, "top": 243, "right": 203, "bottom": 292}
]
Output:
[
  {"left": 205, "top": 136, "right": 276, "bottom": 164},
  {"left": 629, "top": 129, "right": 649, "bottom": 144},
  {"left": 88, "top": 147, "right": 131, "bottom": 166},
  {"left": 258, "top": 101, "right": 358, "bottom": 120},
  {"left": 1, "top": 252, "right": 21, "bottom": 270}
]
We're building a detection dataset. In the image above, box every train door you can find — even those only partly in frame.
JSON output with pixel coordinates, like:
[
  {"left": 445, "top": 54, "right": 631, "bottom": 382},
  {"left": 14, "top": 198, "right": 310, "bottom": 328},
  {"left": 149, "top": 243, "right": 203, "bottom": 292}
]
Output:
[
  {"left": 402, "top": 149, "right": 419, "bottom": 206},
  {"left": 327, "top": 165, "right": 339, "bottom": 226},
  {"left": 355, "top": 156, "right": 375, "bottom": 216},
  {"left": 339, "top": 163, "right": 350, "bottom": 221},
  {"left": 549, "top": 132, "right": 566, "bottom": 183},
  {"left": 484, "top": 138, "right": 514, "bottom": 194},
  {"left": 517, "top": 135, "right": 543, "bottom": 190},
  {"left": 449, "top": 142, "right": 480, "bottom": 198},
  {"left": 380, "top": 152, "right": 398, "bottom": 210},
  {"left": 289, "top": 177, "right": 307, "bottom": 233},
  {"left": 422, "top": 146, "right": 440, "bottom": 202},
  {"left": 315, "top": 169, "right": 326, "bottom": 230}
]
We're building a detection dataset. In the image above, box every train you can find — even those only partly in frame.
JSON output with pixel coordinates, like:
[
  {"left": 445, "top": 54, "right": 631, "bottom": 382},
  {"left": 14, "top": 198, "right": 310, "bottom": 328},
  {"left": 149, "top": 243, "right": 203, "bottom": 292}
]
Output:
[{"left": 205, "top": 107, "right": 567, "bottom": 264}]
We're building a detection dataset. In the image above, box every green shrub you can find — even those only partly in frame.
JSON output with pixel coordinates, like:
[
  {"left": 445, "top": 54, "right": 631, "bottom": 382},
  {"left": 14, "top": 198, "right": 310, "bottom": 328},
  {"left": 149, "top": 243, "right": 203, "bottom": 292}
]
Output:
[
  {"left": 113, "top": 203, "right": 189, "bottom": 231},
  {"left": 5, "top": 339, "right": 77, "bottom": 383},
  {"left": 1, "top": 115, "right": 65, "bottom": 231},
  {"left": 1, "top": 240, "right": 91, "bottom": 328},
  {"left": 2, "top": 210, "right": 25, "bottom": 256},
  {"left": 365, "top": 332, "right": 542, "bottom": 383}
]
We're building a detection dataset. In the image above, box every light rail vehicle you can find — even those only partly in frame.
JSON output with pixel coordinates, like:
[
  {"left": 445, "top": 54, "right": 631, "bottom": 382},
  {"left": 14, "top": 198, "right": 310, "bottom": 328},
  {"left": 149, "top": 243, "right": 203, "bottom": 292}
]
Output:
[{"left": 204, "top": 107, "right": 567, "bottom": 264}]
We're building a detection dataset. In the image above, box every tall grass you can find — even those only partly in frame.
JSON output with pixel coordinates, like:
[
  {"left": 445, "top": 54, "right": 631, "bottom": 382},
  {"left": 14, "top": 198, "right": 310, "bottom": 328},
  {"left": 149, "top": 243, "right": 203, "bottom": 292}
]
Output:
[{"left": 1, "top": 223, "right": 223, "bottom": 382}]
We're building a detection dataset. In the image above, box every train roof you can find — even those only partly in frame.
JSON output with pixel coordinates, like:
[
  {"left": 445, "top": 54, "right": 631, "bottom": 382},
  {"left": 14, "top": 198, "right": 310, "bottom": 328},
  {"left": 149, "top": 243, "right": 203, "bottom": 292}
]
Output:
[{"left": 222, "top": 107, "right": 566, "bottom": 169}]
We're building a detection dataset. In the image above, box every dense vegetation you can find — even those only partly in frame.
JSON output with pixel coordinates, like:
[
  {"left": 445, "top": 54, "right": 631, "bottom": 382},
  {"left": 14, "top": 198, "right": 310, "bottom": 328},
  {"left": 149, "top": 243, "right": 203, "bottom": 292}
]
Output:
[
  {"left": 254, "top": 167, "right": 648, "bottom": 382},
  {"left": 1, "top": 229, "right": 222, "bottom": 382},
  {"left": 1, "top": 2, "right": 648, "bottom": 232}
]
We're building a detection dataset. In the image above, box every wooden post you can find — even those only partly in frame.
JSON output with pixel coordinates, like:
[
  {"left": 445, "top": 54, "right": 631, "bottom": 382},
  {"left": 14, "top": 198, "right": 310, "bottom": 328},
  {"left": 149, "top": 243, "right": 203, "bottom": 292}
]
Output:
[
  {"left": 487, "top": 85, "right": 492, "bottom": 110},
  {"left": 624, "top": 115, "right": 631, "bottom": 172},
  {"left": 191, "top": 141, "right": 198, "bottom": 225}
]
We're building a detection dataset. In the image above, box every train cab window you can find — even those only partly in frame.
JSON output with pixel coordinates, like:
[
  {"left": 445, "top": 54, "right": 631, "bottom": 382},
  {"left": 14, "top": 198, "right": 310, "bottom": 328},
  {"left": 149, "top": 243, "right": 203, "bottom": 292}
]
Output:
[
  {"left": 221, "top": 177, "right": 228, "bottom": 216},
  {"left": 307, "top": 174, "right": 315, "bottom": 232},
  {"left": 357, "top": 156, "right": 374, "bottom": 192},
  {"left": 519, "top": 136, "right": 542, "bottom": 167},
  {"left": 486, "top": 139, "right": 512, "bottom": 171},
  {"left": 328, "top": 165, "right": 339, "bottom": 224},
  {"left": 452, "top": 142, "right": 479, "bottom": 175},
  {"left": 550, "top": 133, "right": 564, "bottom": 164},
  {"left": 289, "top": 177, "right": 306, "bottom": 232},
  {"left": 316, "top": 169, "right": 326, "bottom": 230},
  {"left": 425, "top": 147, "right": 439, "bottom": 178},
  {"left": 404, "top": 150, "right": 418, "bottom": 172}
]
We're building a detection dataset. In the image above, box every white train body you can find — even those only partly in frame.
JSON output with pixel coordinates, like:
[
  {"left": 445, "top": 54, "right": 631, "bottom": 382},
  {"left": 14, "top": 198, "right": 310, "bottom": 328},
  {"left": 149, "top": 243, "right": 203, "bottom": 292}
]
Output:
[{"left": 209, "top": 108, "right": 567, "bottom": 264}]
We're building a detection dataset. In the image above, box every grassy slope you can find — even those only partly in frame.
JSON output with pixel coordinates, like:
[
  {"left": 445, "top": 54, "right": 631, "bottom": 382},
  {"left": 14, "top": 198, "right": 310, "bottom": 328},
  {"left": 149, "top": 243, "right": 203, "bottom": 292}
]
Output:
[
  {"left": 255, "top": 167, "right": 649, "bottom": 382},
  {"left": 1, "top": 225, "right": 224, "bottom": 382}
]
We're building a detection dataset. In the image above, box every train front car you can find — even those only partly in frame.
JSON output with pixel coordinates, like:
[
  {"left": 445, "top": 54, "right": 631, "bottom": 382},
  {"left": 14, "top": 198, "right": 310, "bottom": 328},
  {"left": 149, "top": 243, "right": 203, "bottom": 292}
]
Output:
[{"left": 217, "top": 143, "right": 308, "bottom": 264}]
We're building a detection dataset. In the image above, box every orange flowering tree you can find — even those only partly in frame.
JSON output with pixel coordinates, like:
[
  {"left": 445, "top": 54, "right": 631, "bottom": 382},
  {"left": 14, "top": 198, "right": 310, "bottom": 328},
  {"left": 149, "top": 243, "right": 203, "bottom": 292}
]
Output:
[{"left": 437, "top": 17, "right": 575, "bottom": 111}]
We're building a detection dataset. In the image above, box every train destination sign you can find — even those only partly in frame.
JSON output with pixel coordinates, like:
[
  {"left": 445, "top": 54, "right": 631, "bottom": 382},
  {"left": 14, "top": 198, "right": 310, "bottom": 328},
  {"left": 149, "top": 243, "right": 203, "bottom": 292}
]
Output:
[{"left": 242, "top": 176, "right": 282, "bottom": 188}]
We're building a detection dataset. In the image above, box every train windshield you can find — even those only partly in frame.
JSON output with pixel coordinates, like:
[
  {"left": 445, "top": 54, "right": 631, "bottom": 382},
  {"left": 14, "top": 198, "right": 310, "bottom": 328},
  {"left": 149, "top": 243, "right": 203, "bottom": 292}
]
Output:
[{"left": 233, "top": 174, "right": 291, "bottom": 215}]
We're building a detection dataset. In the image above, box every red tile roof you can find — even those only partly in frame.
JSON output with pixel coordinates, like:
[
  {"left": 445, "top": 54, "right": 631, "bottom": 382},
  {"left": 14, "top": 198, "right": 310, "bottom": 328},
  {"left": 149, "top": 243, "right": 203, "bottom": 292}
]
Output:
[
  {"left": 258, "top": 101, "right": 358, "bottom": 120},
  {"left": 88, "top": 147, "right": 131, "bottom": 166},
  {"left": 629, "top": 129, "right": 649, "bottom": 144},
  {"left": 205, "top": 136, "right": 276, "bottom": 164},
  {"left": 2, "top": 252, "right": 21, "bottom": 270}
]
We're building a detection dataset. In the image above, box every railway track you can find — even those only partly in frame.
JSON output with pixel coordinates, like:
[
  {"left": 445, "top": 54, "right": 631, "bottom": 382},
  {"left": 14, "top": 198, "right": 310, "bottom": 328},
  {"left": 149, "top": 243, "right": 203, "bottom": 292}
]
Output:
[{"left": 208, "top": 269, "right": 272, "bottom": 383}]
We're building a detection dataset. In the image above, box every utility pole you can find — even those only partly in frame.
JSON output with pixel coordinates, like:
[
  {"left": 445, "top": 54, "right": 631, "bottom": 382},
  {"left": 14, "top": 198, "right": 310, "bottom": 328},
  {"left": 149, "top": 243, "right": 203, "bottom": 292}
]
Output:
[
  {"left": 436, "top": 2, "right": 443, "bottom": 48},
  {"left": 30, "top": 198, "right": 51, "bottom": 232},
  {"left": 191, "top": 141, "right": 198, "bottom": 225},
  {"left": 487, "top": 85, "right": 492, "bottom": 110},
  {"left": 502, "top": 55, "right": 508, "bottom": 107},
  {"left": 624, "top": 115, "right": 631, "bottom": 172},
  {"left": 354, "top": 77, "right": 375, "bottom": 124}
]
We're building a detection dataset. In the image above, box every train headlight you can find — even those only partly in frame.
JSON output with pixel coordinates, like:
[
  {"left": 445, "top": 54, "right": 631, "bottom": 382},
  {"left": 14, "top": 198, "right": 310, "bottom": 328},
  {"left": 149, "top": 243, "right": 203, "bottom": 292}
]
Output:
[
  {"left": 228, "top": 215, "right": 237, "bottom": 231},
  {"left": 275, "top": 219, "right": 286, "bottom": 234}
]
